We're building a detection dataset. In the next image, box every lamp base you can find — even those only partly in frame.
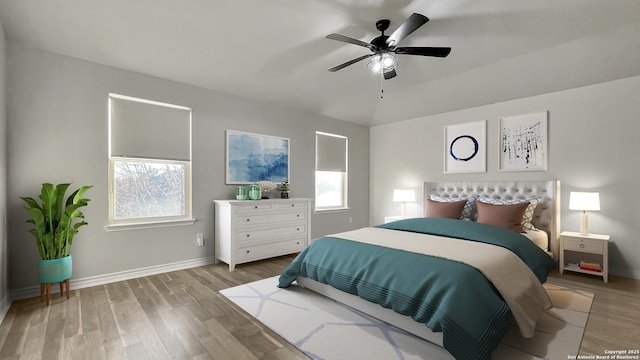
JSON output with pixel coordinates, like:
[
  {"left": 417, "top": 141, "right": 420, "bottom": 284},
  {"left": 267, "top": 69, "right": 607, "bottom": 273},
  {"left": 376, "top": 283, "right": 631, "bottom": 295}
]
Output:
[{"left": 579, "top": 212, "right": 589, "bottom": 235}]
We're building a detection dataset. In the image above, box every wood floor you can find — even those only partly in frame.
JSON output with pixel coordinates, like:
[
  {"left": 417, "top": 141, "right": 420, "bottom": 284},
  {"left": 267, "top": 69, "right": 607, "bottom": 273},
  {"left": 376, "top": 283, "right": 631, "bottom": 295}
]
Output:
[{"left": 0, "top": 255, "right": 638, "bottom": 359}]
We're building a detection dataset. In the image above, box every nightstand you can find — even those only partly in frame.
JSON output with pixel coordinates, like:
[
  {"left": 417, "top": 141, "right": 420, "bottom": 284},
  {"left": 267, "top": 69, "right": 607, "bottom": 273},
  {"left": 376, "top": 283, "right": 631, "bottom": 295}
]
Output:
[
  {"left": 384, "top": 216, "right": 409, "bottom": 223},
  {"left": 559, "top": 231, "right": 610, "bottom": 283}
]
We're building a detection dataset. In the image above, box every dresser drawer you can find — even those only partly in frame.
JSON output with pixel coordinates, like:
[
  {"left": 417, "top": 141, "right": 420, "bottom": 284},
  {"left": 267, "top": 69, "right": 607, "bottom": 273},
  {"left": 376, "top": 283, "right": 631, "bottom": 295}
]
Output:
[
  {"left": 274, "top": 201, "right": 308, "bottom": 210},
  {"left": 237, "top": 238, "right": 306, "bottom": 261},
  {"left": 236, "top": 210, "right": 306, "bottom": 226},
  {"left": 563, "top": 236, "right": 604, "bottom": 253},
  {"left": 237, "top": 224, "right": 307, "bottom": 245},
  {"left": 235, "top": 202, "right": 274, "bottom": 214}
]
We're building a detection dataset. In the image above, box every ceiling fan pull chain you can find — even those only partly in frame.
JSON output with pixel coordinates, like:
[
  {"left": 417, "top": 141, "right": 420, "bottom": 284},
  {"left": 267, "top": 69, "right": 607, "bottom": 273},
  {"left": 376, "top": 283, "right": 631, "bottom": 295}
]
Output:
[{"left": 380, "top": 71, "right": 384, "bottom": 99}]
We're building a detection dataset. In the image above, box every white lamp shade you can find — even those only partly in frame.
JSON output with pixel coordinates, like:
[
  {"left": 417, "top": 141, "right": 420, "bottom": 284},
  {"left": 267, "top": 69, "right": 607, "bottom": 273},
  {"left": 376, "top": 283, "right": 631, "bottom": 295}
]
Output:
[
  {"left": 569, "top": 192, "right": 600, "bottom": 211},
  {"left": 393, "top": 189, "right": 415, "bottom": 202}
]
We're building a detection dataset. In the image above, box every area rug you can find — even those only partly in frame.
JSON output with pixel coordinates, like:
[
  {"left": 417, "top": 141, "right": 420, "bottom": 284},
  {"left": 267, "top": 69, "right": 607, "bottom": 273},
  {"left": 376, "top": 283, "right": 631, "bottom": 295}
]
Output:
[{"left": 220, "top": 277, "right": 593, "bottom": 360}]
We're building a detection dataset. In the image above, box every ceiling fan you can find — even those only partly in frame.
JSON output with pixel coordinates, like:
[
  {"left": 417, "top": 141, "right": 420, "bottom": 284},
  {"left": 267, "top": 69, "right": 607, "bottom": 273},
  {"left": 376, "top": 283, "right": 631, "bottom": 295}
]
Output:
[{"left": 326, "top": 13, "right": 451, "bottom": 80}]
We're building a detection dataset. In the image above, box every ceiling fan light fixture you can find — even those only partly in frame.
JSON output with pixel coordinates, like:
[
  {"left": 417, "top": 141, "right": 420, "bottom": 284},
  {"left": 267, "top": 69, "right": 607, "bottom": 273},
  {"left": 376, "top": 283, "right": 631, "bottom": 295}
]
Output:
[{"left": 367, "top": 53, "right": 397, "bottom": 74}]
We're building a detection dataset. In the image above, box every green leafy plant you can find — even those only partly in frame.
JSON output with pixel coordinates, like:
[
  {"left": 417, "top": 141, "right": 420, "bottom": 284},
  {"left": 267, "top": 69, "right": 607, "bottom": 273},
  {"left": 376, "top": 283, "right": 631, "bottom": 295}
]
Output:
[
  {"left": 279, "top": 178, "right": 290, "bottom": 192},
  {"left": 20, "top": 183, "right": 92, "bottom": 260}
]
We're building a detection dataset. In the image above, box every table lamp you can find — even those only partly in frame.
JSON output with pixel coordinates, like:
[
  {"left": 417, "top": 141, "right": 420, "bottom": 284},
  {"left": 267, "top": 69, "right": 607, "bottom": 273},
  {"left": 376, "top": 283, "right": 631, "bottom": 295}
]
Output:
[
  {"left": 569, "top": 191, "right": 600, "bottom": 235},
  {"left": 393, "top": 189, "right": 415, "bottom": 217}
]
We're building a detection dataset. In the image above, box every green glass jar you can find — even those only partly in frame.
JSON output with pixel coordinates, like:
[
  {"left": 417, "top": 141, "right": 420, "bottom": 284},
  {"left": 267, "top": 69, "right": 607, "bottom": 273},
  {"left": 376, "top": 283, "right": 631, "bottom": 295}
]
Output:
[
  {"left": 236, "top": 186, "right": 247, "bottom": 200},
  {"left": 248, "top": 184, "right": 261, "bottom": 200}
]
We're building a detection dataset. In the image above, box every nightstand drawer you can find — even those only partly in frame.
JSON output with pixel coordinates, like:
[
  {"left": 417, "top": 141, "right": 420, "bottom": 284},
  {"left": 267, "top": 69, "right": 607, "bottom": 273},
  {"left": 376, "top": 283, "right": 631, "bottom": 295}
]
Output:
[{"left": 563, "top": 237, "right": 604, "bottom": 253}]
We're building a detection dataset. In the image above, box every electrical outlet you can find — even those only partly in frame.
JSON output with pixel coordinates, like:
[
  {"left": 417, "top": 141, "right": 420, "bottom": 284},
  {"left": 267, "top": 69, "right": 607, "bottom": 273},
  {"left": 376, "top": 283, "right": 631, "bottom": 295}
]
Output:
[
  {"left": 196, "top": 233, "right": 204, "bottom": 247},
  {"left": 348, "top": 216, "right": 353, "bottom": 223}
]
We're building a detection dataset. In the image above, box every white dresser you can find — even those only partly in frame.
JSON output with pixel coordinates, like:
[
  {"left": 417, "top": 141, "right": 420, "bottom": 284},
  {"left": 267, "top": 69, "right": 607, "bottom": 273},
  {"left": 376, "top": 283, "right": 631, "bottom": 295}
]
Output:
[{"left": 214, "top": 198, "right": 311, "bottom": 271}]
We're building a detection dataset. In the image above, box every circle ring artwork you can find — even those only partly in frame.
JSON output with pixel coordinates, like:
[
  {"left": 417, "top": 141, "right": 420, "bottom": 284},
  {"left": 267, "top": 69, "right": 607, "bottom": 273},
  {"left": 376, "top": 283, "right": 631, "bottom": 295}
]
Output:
[{"left": 449, "top": 135, "right": 479, "bottom": 162}]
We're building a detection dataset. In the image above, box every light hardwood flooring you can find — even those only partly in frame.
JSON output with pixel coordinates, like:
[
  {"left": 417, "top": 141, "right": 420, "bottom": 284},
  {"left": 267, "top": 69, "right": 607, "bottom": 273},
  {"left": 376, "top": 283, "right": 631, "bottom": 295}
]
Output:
[{"left": 0, "top": 255, "right": 638, "bottom": 359}]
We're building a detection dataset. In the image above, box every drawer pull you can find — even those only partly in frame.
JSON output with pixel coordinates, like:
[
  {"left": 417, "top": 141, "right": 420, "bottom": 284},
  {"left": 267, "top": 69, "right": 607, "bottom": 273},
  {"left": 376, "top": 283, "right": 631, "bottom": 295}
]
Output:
[
  {"left": 580, "top": 243, "right": 585, "bottom": 248},
  {"left": 297, "top": 214, "right": 300, "bottom": 217},
  {"left": 297, "top": 228, "right": 300, "bottom": 231},
  {"left": 254, "top": 206, "right": 258, "bottom": 209},
  {"left": 246, "top": 250, "right": 250, "bottom": 254},
  {"left": 246, "top": 218, "right": 250, "bottom": 222},
  {"left": 246, "top": 234, "right": 250, "bottom": 238},
  {"left": 291, "top": 204, "right": 295, "bottom": 207}
]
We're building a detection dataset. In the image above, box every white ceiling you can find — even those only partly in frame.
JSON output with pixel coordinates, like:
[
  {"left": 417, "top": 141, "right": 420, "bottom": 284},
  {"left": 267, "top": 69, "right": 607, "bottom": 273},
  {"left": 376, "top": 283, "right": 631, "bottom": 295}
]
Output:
[{"left": 1, "top": 0, "right": 639, "bottom": 126}]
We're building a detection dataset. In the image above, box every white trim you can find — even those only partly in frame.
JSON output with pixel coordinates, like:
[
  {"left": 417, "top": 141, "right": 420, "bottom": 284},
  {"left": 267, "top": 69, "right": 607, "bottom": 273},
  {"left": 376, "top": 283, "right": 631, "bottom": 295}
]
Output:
[
  {"left": 108, "top": 93, "right": 191, "bottom": 111},
  {"left": 8, "top": 256, "right": 215, "bottom": 302},
  {"left": 104, "top": 218, "right": 196, "bottom": 231},
  {"left": 0, "top": 293, "right": 10, "bottom": 324}
]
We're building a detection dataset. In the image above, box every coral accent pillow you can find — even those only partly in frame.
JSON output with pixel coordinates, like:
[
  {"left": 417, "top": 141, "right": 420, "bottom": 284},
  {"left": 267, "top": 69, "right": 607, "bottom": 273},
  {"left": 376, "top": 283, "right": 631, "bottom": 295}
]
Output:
[
  {"left": 425, "top": 199, "right": 467, "bottom": 219},
  {"left": 476, "top": 201, "right": 529, "bottom": 232}
]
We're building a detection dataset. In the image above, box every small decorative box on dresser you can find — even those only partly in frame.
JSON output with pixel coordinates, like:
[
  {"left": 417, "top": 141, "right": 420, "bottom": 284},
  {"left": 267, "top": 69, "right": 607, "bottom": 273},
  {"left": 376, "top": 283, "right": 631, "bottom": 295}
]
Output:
[
  {"left": 559, "top": 231, "right": 610, "bottom": 283},
  {"left": 214, "top": 198, "right": 311, "bottom": 271}
]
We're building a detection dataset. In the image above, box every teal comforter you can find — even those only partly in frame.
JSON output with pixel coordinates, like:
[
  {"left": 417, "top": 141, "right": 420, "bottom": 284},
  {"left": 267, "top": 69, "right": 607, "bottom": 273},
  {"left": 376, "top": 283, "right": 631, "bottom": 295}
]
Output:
[{"left": 279, "top": 218, "right": 556, "bottom": 360}]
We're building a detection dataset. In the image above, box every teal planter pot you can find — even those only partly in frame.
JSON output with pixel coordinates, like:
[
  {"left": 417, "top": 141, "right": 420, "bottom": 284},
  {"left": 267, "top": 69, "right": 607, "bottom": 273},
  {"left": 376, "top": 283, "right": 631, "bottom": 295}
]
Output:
[{"left": 38, "top": 255, "right": 72, "bottom": 283}]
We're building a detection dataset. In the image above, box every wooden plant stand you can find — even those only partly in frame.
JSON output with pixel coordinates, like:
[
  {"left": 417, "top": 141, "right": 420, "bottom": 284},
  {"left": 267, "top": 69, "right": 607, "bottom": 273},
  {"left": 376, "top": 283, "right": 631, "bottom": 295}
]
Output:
[{"left": 40, "top": 278, "right": 70, "bottom": 305}]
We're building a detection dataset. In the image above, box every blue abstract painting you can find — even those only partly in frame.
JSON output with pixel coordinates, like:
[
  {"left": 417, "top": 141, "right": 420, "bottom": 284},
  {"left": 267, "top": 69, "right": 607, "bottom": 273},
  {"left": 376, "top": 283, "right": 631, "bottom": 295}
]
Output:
[
  {"left": 226, "top": 130, "right": 290, "bottom": 184},
  {"left": 500, "top": 112, "right": 548, "bottom": 171}
]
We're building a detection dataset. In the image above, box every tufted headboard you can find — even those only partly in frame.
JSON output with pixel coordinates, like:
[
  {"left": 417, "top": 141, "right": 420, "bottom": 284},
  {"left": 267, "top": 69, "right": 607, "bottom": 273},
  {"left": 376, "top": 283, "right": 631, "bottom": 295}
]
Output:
[{"left": 423, "top": 180, "right": 560, "bottom": 259}]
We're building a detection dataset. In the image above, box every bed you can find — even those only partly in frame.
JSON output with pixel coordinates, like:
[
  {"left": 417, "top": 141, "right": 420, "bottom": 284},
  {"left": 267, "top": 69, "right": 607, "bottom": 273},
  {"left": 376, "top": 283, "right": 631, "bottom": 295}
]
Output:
[{"left": 278, "top": 180, "right": 560, "bottom": 360}]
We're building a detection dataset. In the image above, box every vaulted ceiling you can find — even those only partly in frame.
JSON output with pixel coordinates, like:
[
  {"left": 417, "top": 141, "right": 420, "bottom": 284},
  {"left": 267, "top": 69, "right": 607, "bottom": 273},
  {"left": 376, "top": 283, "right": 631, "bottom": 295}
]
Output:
[{"left": 1, "top": 0, "right": 639, "bottom": 126}]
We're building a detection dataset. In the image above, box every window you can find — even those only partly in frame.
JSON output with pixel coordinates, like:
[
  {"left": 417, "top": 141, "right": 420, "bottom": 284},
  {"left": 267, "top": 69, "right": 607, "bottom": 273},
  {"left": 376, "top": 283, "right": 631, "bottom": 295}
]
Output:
[
  {"left": 107, "top": 94, "right": 193, "bottom": 229},
  {"left": 315, "top": 132, "right": 348, "bottom": 211}
]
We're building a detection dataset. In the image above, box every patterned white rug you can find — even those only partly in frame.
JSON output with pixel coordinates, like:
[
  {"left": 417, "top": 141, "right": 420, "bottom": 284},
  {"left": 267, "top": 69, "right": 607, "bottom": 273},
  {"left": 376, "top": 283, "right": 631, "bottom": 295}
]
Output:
[{"left": 220, "top": 276, "right": 593, "bottom": 360}]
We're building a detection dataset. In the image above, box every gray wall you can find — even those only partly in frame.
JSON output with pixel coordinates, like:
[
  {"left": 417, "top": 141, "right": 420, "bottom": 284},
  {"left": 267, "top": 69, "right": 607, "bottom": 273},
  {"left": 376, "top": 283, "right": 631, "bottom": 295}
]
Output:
[
  {"left": 0, "top": 19, "right": 8, "bottom": 313},
  {"left": 370, "top": 75, "right": 640, "bottom": 279},
  {"left": 6, "top": 41, "right": 369, "bottom": 291}
]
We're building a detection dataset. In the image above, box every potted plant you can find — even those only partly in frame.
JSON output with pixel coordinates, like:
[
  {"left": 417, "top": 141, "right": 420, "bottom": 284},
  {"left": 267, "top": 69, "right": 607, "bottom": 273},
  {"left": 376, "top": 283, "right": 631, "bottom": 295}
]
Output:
[
  {"left": 20, "top": 183, "right": 92, "bottom": 303},
  {"left": 279, "top": 178, "right": 290, "bottom": 199}
]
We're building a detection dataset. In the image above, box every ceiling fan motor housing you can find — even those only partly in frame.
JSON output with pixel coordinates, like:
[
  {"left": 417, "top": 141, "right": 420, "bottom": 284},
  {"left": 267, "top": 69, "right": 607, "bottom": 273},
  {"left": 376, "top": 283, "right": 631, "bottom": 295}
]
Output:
[{"left": 375, "top": 19, "right": 391, "bottom": 32}]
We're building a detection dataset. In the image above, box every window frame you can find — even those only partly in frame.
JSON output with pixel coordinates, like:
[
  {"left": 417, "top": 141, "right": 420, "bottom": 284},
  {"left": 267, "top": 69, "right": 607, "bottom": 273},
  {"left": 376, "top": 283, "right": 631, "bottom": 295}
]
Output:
[
  {"left": 107, "top": 157, "right": 193, "bottom": 227},
  {"left": 314, "top": 132, "right": 349, "bottom": 212},
  {"left": 106, "top": 94, "right": 194, "bottom": 231}
]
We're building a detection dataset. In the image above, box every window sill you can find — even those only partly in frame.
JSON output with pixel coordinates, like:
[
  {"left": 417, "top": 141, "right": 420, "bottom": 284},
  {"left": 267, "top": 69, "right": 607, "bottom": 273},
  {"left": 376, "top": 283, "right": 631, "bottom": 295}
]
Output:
[
  {"left": 104, "top": 218, "right": 197, "bottom": 232},
  {"left": 314, "top": 207, "right": 351, "bottom": 214}
]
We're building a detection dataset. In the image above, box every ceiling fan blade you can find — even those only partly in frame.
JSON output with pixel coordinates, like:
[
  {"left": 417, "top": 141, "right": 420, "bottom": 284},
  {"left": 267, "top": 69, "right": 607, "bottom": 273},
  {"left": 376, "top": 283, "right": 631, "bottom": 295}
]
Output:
[
  {"left": 328, "top": 54, "right": 373, "bottom": 72},
  {"left": 383, "top": 69, "right": 397, "bottom": 80},
  {"left": 326, "top": 33, "right": 376, "bottom": 50},
  {"left": 394, "top": 46, "right": 451, "bottom": 57},
  {"left": 386, "top": 13, "right": 429, "bottom": 47}
]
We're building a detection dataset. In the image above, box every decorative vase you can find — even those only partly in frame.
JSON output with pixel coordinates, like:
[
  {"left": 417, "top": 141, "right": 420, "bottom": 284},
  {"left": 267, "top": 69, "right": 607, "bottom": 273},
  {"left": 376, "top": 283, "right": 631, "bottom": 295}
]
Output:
[
  {"left": 38, "top": 255, "right": 72, "bottom": 283},
  {"left": 236, "top": 186, "right": 247, "bottom": 200},
  {"left": 281, "top": 192, "right": 289, "bottom": 199},
  {"left": 248, "top": 184, "right": 261, "bottom": 200}
]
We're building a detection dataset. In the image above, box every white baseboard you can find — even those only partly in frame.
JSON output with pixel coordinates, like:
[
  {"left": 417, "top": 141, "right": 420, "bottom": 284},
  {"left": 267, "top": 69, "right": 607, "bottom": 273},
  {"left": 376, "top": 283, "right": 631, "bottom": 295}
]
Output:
[
  {"left": 8, "top": 256, "right": 216, "bottom": 303},
  {"left": 0, "top": 292, "right": 10, "bottom": 325}
]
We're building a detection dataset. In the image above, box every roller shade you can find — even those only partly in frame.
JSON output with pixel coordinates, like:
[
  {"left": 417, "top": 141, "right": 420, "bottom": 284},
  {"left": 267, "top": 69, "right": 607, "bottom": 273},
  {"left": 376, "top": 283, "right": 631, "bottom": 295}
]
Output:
[
  {"left": 316, "top": 132, "right": 347, "bottom": 172},
  {"left": 110, "top": 95, "right": 191, "bottom": 161}
]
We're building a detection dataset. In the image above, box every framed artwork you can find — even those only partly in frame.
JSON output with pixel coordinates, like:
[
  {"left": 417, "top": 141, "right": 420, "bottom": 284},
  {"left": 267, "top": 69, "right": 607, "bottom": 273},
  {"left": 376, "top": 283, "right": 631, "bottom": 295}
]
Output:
[
  {"left": 499, "top": 112, "right": 548, "bottom": 171},
  {"left": 444, "top": 120, "right": 486, "bottom": 173},
  {"left": 226, "top": 130, "right": 290, "bottom": 184}
]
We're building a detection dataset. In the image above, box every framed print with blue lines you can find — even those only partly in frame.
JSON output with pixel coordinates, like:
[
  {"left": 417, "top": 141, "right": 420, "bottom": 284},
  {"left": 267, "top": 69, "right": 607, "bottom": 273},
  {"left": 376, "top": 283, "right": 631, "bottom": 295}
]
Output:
[
  {"left": 444, "top": 120, "right": 486, "bottom": 173},
  {"left": 499, "top": 112, "right": 548, "bottom": 172}
]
